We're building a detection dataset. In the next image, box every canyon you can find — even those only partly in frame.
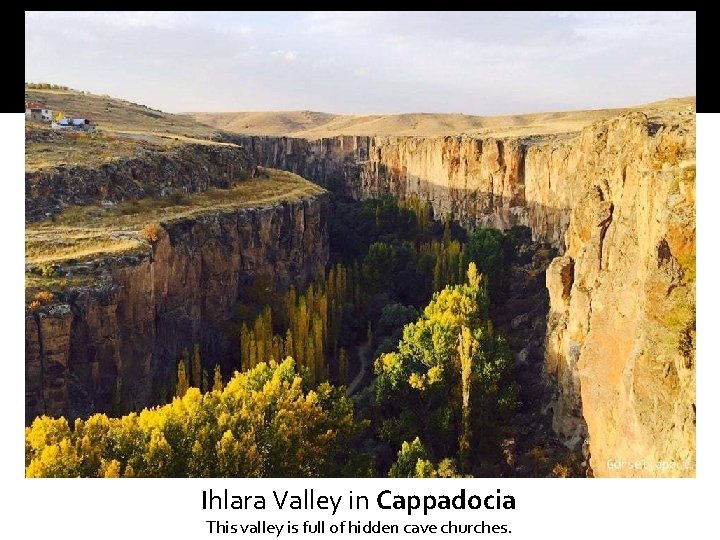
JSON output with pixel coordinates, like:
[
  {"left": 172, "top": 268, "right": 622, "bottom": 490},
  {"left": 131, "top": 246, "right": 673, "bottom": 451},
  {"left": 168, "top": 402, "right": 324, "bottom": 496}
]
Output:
[
  {"left": 26, "top": 195, "right": 328, "bottom": 421},
  {"left": 25, "top": 99, "right": 695, "bottom": 477}
]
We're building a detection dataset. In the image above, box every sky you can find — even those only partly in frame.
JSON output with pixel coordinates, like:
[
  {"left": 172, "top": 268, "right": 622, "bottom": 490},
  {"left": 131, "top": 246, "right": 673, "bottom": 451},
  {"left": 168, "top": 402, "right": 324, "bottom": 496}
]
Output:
[{"left": 25, "top": 11, "right": 696, "bottom": 115}]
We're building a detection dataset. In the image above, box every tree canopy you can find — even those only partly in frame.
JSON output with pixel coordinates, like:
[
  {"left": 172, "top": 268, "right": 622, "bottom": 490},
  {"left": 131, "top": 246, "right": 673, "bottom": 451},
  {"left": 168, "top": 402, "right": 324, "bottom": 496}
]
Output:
[
  {"left": 375, "top": 264, "right": 518, "bottom": 476},
  {"left": 26, "top": 359, "right": 363, "bottom": 478}
]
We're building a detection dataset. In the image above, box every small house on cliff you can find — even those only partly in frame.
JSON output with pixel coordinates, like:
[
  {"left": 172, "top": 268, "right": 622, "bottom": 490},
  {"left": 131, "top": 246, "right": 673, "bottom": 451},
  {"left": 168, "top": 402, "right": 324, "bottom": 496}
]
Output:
[{"left": 25, "top": 101, "right": 52, "bottom": 122}]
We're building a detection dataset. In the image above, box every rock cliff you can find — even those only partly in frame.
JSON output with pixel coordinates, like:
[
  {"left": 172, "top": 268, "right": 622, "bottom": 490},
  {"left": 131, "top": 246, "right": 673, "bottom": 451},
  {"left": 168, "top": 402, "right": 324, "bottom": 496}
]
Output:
[
  {"left": 235, "top": 134, "right": 573, "bottom": 248},
  {"left": 233, "top": 107, "right": 695, "bottom": 476},
  {"left": 26, "top": 143, "right": 251, "bottom": 222},
  {"left": 26, "top": 196, "right": 328, "bottom": 423},
  {"left": 545, "top": 112, "right": 696, "bottom": 477}
]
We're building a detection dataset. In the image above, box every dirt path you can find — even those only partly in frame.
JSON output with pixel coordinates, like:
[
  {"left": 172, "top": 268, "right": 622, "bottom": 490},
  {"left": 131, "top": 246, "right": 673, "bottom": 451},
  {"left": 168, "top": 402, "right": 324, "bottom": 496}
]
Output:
[{"left": 346, "top": 340, "right": 371, "bottom": 396}]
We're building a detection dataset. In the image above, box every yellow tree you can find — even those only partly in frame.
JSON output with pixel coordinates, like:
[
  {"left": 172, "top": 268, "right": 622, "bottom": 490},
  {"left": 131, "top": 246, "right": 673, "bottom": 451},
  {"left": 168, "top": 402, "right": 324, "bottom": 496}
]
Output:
[
  {"left": 457, "top": 325, "right": 478, "bottom": 473},
  {"left": 249, "top": 336, "right": 259, "bottom": 369},
  {"left": 313, "top": 314, "right": 325, "bottom": 383},
  {"left": 191, "top": 344, "right": 202, "bottom": 389},
  {"left": 176, "top": 359, "right": 189, "bottom": 397},
  {"left": 296, "top": 297, "right": 309, "bottom": 369},
  {"left": 240, "top": 324, "right": 251, "bottom": 370},
  {"left": 284, "top": 329, "right": 294, "bottom": 363},
  {"left": 212, "top": 365, "right": 223, "bottom": 392}
]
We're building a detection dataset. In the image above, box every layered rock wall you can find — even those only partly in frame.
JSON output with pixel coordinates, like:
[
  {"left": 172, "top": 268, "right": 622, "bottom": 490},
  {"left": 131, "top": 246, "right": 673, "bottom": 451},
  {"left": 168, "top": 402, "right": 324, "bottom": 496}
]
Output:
[
  {"left": 545, "top": 113, "right": 696, "bottom": 477},
  {"left": 234, "top": 111, "right": 696, "bottom": 476},
  {"left": 26, "top": 144, "right": 251, "bottom": 221},
  {"left": 26, "top": 196, "right": 328, "bottom": 423},
  {"left": 236, "top": 134, "right": 576, "bottom": 248}
]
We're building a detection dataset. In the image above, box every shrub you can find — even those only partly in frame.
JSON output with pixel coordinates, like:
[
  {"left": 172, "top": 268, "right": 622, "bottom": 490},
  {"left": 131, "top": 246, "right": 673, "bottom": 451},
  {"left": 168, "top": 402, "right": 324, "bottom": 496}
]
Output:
[
  {"left": 38, "top": 264, "right": 55, "bottom": 278},
  {"left": 140, "top": 223, "right": 161, "bottom": 244},
  {"left": 28, "top": 290, "right": 55, "bottom": 310}
]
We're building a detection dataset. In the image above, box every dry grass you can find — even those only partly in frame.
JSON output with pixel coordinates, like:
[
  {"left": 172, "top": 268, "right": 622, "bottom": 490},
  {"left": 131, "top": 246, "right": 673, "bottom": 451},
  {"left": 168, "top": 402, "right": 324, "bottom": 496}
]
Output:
[
  {"left": 25, "top": 87, "right": 231, "bottom": 171},
  {"left": 190, "top": 97, "right": 696, "bottom": 139},
  {"left": 25, "top": 88, "right": 219, "bottom": 137},
  {"left": 25, "top": 169, "right": 324, "bottom": 268},
  {"left": 25, "top": 128, "right": 178, "bottom": 172}
]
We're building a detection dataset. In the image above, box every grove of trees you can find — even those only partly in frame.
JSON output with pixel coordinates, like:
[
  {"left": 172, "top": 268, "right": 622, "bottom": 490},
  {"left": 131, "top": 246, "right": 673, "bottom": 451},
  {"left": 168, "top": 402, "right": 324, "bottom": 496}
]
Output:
[
  {"left": 26, "top": 359, "right": 367, "bottom": 477},
  {"left": 26, "top": 194, "right": 530, "bottom": 478}
]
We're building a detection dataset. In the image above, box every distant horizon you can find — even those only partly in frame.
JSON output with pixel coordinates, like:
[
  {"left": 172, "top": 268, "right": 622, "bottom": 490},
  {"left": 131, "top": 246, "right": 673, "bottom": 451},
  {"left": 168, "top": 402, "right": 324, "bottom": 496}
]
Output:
[
  {"left": 26, "top": 11, "right": 696, "bottom": 116},
  {"left": 24, "top": 84, "right": 695, "bottom": 118},
  {"left": 178, "top": 94, "right": 696, "bottom": 116}
]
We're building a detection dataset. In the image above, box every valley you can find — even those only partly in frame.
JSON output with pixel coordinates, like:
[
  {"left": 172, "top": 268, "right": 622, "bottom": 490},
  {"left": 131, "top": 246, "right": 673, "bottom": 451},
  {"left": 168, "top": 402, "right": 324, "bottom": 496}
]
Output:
[{"left": 24, "top": 87, "right": 695, "bottom": 478}]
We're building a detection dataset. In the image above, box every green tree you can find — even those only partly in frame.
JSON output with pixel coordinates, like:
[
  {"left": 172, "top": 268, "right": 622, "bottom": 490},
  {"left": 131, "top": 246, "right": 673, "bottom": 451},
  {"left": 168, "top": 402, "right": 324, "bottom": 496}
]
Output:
[
  {"left": 374, "top": 265, "right": 516, "bottom": 474},
  {"left": 458, "top": 325, "right": 477, "bottom": 472},
  {"left": 389, "top": 437, "right": 443, "bottom": 478},
  {"left": 362, "top": 243, "right": 397, "bottom": 295}
]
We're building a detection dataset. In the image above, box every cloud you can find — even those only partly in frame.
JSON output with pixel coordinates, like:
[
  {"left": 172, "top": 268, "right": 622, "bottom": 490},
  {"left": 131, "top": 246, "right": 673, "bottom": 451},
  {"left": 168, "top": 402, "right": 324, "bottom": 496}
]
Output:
[
  {"left": 26, "top": 10, "right": 188, "bottom": 29},
  {"left": 270, "top": 50, "right": 298, "bottom": 62},
  {"left": 25, "top": 11, "right": 695, "bottom": 114}
]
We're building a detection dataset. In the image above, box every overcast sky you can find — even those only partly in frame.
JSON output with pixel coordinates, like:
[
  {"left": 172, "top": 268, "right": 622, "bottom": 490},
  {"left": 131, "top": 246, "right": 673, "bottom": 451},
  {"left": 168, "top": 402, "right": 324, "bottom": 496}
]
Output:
[{"left": 25, "top": 11, "right": 696, "bottom": 115}]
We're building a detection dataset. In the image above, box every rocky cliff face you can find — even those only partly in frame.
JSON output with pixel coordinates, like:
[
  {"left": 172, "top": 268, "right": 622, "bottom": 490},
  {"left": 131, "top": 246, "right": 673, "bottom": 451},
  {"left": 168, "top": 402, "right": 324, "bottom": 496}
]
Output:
[
  {"left": 26, "top": 196, "right": 328, "bottom": 423},
  {"left": 26, "top": 143, "right": 251, "bottom": 222},
  {"left": 234, "top": 108, "right": 695, "bottom": 477},
  {"left": 236, "top": 134, "right": 574, "bottom": 248},
  {"left": 545, "top": 112, "right": 695, "bottom": 477}
]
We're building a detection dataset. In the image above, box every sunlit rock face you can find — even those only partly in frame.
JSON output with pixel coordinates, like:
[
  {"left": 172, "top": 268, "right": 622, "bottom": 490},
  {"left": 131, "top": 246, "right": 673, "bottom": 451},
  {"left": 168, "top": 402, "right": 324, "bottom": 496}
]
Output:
[
  {"left": 25, "top": 195, "right": 328, "bottom": 423},
  {"left": 239, "top": 106, "right": 696, "bottom": 477}
]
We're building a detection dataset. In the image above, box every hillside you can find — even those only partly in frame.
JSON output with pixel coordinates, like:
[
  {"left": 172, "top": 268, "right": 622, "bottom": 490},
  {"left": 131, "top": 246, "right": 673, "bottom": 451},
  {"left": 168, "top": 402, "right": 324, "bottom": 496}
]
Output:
[
  {"left": 189, "top": 97, "right": 695, "bottom": 138},
  {"left": 25, "top": 168, "right": 323, "bottom": 298},
  {"left": 25, "top": 87, "right": 228, "bottom": 171}
]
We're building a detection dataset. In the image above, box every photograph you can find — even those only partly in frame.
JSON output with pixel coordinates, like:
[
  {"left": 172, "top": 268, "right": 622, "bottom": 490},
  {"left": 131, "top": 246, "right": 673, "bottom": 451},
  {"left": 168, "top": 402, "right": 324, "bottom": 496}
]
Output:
[{"left": 24, "top": 11, "right": 696, "bottom": 479}]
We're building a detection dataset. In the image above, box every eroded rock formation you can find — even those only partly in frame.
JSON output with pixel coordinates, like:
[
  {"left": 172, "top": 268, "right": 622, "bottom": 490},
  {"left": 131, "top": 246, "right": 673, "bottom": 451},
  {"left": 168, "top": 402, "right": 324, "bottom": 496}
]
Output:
[
  {"left": 234, "top": 107, "right": 696, "bottom": 476},
  {"left": 236, "top": 133, "right": 574, "bottom": 248},
  {"left": 26, "top": 196, "right": 328, "bottom": 423},
  {"left": 26, "top": 143, "right": 251, "bottom": 221},
  {"left": 545, "top": 113, "right": 696, "bottom": 477}
]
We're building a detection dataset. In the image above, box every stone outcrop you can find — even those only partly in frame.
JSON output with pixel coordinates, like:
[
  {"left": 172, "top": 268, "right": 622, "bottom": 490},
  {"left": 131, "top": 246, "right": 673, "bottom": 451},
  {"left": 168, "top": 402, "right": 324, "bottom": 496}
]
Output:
[
  {"left": 26, "top": 143, "right": 251, "bottom": 221},
  {"left": 235, "top": 134, "right": 575, "bottom": 248},
  {"left": 233, "top": 108, "right": 695, "bottom": 477},
  {"left": 545, "top": 112, "right": 696, "bottom": 477},
  {"left": 25, "top": 196, "right": 328, "bottom": 423}
]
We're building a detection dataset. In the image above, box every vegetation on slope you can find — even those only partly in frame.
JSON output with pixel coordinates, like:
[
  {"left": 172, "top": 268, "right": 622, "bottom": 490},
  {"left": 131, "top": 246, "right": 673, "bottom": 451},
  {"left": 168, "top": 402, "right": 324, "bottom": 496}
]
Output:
[
  {"left": 26, "top": 359, "right": 366, "bottom": 477},
  {"left": 25, "top": 86, "right": 228, "bottom": 171},
  {"left": 25, "top": 169, "right": 323, "bottom": 298},
  {"left": 25, "top": 194, "right": 536, "bottom": 478}
]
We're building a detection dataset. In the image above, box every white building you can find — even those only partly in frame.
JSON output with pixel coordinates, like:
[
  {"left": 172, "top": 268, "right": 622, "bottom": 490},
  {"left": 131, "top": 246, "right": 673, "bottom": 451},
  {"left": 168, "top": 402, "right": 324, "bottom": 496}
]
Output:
[{"left": 25, "top": 101, "right": 52, "bottom": 122}]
